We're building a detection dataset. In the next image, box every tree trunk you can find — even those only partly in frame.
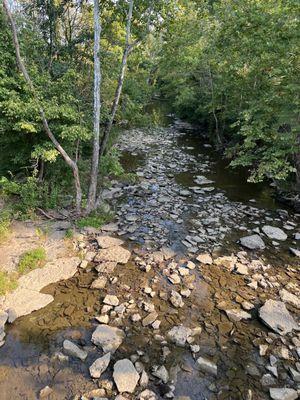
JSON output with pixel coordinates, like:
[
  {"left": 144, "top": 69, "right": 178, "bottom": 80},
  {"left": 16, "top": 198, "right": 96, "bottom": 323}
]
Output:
[
  {"left": 98, "top": 0, "right": 134, "bottom": 161},
  {"left": 3, "top": 0, "right": 82, "bottom": 212},
  {"left": 295, "top": 133, "right": 300, "bottom": 187},
  {"left": 87, "top": 0, "right": 102, "bottom": 212}
]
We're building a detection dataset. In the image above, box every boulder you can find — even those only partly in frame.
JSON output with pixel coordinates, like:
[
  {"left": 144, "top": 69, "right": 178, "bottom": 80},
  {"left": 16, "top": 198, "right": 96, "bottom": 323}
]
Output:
[
  {"left": 262, "top": 226, "right": 287, "bottom": 241},
  {"left": 97, "top": 236, "right": 124, "bottom": 249},
  {"left": 259, "top": 300, "right": 299, "bottom": 335},
  {"left": 113, "top": 359, "right": 139, "bottom": 393},
  {"left": 95, "top": 246, "right": 131, "bottom": 264},
  {"left": 92, "top": 324, "right": 125, "bottom": 353},
  {"left": 240, "top": 234, "right": 265, "bottom": 250},
  {"left": 269, "top": 388, "right": 298, "bottom": 400},
  {"left": 89, "top": 352, "right": 111, "bottom": 378}
]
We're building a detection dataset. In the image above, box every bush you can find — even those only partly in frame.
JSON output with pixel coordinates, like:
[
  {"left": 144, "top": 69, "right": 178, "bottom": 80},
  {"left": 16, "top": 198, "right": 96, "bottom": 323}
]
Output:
[{"left": 18, "top": 247, "right": 46, "bottom": 274}]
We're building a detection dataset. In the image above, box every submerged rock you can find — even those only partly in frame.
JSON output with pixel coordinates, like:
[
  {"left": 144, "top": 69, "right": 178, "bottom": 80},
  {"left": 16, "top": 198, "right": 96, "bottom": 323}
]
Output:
[
  {"left": 63, "top": 340, "right": 87, "bottom": 361},
  {"left": 113, "top": 359, "right": 139, "bottom": 393},
  {"left": 196, "top": 356, "right": 217, "bottom": 376},
  {"left": 240, "top": 234, "right": 265, "bottom": 250},
  {"left": 167, "top": 326, "right": 192, "bottom": 347},
  {"left": 259, "top": 300, "right": 298, "bottom": 335},
  {"left": 92, "top": 324, "right": 125, "bottom": 353}
]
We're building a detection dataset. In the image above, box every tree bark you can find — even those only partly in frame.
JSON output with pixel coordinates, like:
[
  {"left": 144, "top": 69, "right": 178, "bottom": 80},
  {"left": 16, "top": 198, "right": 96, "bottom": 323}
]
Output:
[
  {"left": 87, "top": 0, "right": 102, "bottom": 212},
  {"left": 98, "top": 0, "right": 134, "bottom": 160},
  {"left": 3, "top": 0, "right": 82, "bottom": 212}
]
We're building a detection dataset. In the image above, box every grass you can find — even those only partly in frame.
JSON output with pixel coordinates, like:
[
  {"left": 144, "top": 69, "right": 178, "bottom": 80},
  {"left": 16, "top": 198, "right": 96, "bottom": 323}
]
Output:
[
  {"left": 18, "top": 247, "right": 46, "bottom": 274},
  {"left": 0, "top": 271, "right": 18, "bottom": 296},
  {"left": 0, "top": 211, "right": 11, "bottom": 243},
  {"left": 65, "top": 228, "right": 74, "bottom": 239},
  {"left": 76, "top": 210, "right": 114, "bottom": 229}
]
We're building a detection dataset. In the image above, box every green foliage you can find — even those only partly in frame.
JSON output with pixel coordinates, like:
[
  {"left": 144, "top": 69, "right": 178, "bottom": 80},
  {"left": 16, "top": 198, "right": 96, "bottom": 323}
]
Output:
[
  {"left": 100, "top": 147, "right": 124, "bottom": 177},
  {"left": 0, "top": 271, "right": 17, "bottom": 296},
  {"left": 18, "top": 247, "right": 46, "bottom": 274},
  {"left": 65, "top": 228, "right": 74, "bottom": 239},
  {"left": 159, "top": 0, "right": 300, "bottom": 185}
]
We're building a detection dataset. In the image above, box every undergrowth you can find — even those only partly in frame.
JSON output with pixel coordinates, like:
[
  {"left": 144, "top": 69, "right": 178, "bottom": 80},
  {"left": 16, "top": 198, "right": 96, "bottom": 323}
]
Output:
[{"left": 18, "top": 247, "right": 46, "bottom": 274}]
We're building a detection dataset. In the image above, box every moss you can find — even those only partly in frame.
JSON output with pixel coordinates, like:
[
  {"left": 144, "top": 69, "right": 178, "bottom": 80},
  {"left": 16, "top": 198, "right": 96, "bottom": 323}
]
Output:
[{"left": 18, "top": 247, "right": 46, "bottom": 274}]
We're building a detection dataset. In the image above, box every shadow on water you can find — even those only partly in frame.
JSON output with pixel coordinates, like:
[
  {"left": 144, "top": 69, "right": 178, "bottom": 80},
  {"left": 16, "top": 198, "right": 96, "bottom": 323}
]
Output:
[{"left": 176, "top": 132, "right": 280, "bottom": 210}]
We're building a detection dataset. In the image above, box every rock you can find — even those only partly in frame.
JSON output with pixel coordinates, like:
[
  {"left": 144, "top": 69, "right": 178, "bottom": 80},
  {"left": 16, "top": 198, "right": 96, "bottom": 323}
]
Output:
[
  {"left": 39, "top": 386, "right": 53, "bottom": 398},
  {"left": 167, "top": 326, "right": 192, "bottom": 347},
  {"left": 96, "top": 315, "right": 109, "bottom": 324},
  {"left": 259, "top": 300, "right": 299, "bottom": 335},
  {"left": 103, "top": 295, "right": 119, "bottom": 306},
  {"left": 140, "top": 370, "right": 149, "bottom": 387},
  {"left": 139, "top": 389, "right": 157, "bottom": 400},
  {"left": 97, "top": 236, "right": 124, "bottom": 249},
  {"left": 262, "top": 226, "right": 287, "bottom": 241},
  {"left": 5, "top": 289, "right": 54, "bottom": 323},
  {"left": 95, "top": 261, "right": 117, "bottom": 274},
  {"left": 235, "top": 263, "right": 249, "bottom": 275},
  {"left": 225, "top": 309, "right": 252, "bottom": 322},
  {"left": 196, "top": 356, "right": 217, "bottom": 376},
  {"left": 289, "top": 248, "right": 300, "bottom": 257},
  {"left": 240, "top": 234, "right": 265, "bottom": 250},
  {"left": 89, "top": 352, "right": 111, "bottom": 378},
  {"left": 280, "top": 289, "right": 300, "bottom": 308},
  {"left": 261, "top": 373, "right": 277, "bottom": 387},
  {"left": 142, "top": 312, "right": 158, "bottom": 327},
  {"left": 168, "top": 273, "right": 181, "bottom": 285},
  {"left": 196, "top": 253, "right": 213, "bottom": 265},
  {"left": 113, "top": 359, "right": 139, "bottom": 393},
  {"left": 152, "top": 365, "right": 169, "bottom": 383},
  {"left": 92, "top": 325, "right": 125, "bottom": 353},
  {"left": 170, "top": 291, "right": 184, "bottom": 308},
  {"left": 269, "top": 388, "right": 298, "bottom": 400},
  {"left": 91, "top": 276, "right": 107, "bottom": 289},
  {"left": 95, "top": 246, "right": 131, "bottom": 264},
  {"left": 63, "top": 340, "right": 87, "bottom": 361}
]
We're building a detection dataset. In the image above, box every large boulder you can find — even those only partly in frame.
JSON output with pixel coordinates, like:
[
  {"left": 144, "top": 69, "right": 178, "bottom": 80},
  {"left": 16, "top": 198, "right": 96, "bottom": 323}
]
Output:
[
  {"left": 92, "top": 324, "right": 125, "bottom": 353},
  {"left": 239, "top": 234, "right": 265, "bottom": 250},
  {"left": 113, "top": 359, "right": 139, "bottom": 393},
  {"left": 259, "top": 300, "right": 299, "bottom": 335},
  {"left": 262, "top": 226, "right": 287, "bottom": 241}
]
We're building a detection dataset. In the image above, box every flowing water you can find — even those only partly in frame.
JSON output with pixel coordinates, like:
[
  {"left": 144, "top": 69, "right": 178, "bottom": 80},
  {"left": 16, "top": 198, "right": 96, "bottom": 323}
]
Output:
[{"left": 0, "top": 120, "right": 299, "bottom": 400}]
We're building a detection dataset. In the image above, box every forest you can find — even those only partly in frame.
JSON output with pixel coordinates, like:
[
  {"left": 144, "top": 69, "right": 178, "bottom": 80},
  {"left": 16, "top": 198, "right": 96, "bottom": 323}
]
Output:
[{"left": 0, "top": 0, "right": 299, "bottom": 218}]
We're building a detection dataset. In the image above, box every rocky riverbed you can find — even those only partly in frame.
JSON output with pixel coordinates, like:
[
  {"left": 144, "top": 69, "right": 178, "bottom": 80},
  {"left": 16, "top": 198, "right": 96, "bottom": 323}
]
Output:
[{"left": 0, "top": 123, "right": 299, "bottom": 400}]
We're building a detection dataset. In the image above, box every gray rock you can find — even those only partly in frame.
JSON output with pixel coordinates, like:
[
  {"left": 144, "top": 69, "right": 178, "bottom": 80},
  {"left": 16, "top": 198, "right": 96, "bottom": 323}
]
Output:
[
  {"left": 91, "top": 276, "right": 107, "bottom": 289},
  {"left": 89, "top": 352, "right": 111, "bottom": 378},
  {"left": 97, "top": 236, "right": 124, "bottom": 249},
  {"left": 269, "top": 388, "right": 298, "bottom": 400},
  {"left": 225, "top": 309, "right": 252, "bottom": 322},
  {"left": 95, "top": 246, "right": 131, "bottom": 264},
  {"left": 113, "top": 359, "right": 139, "bottom": 393},
  {"left": 196, "top": 356, "right": 217, "bottom": 376},
  {"left": 103, "top": 295, "right": 119, "bottom": 306},
  {"left": 139, "top": 389, "right": 157, "bottom": 400},
  {"left": 152, "top": 365, "right": 169, "bottom": 383},
  {"left": 259, "top": 300, "right": 299, "bottom": 335},
  {"left": 63, "top": 340, "right": 87, "bottom": 361},
  {"left": 240, "top": 234, "right": 265, "bottom": 250},
  {"left": 290, "top": 248, "right": 300, "bottom": 257},
  {"left": 142, "top": 312, "right": 158, "bottom": 327},
  {"left": 262, "top": 225, "right": 287, "bottom": 241},
  {"left": 167, "top": 326, "right": 192, "bottom": 347},
  {"left": 280, "top": 289, "right": 300, "bottom": 308},
  {"left": 92, "top": 325, "right": 125, "bottom": 353}
]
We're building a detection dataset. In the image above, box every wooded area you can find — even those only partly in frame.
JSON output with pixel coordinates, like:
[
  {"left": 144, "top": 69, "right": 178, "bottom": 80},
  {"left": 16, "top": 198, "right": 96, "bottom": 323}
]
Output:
[{"left": 0, "top": 0, "right": 299, "bottom": 216}]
